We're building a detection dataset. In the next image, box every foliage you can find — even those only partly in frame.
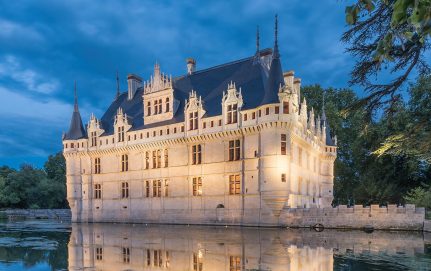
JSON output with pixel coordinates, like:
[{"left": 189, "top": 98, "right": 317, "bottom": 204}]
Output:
[
  {"left": 0, "top": 152, "right": 68, "bottom": 209},
  {"left": 301, "top": 84, "right": 431, "bottom": 205},
  {"left": 374, "top": 74, "right": 431, "bottom": 162},
  {"left": 343, "top": 0, "right": 430, "bottom": 115},
  {"left": 404, "top": 183, "right": 431, "bottom": 208}
]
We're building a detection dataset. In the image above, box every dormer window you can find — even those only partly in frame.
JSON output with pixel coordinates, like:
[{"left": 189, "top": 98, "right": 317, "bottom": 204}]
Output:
[
  {"left": 227, "top": 104, "right": 238, "bottom": 124},
  {"left": 147, "top": 101, "right": 151, "bottom": 116},
  {"left": 189, "top": 112, "right": 198, "bottom": 130},
  {"left": 166, "top": 97, "right": 170, "bottom": 112},
  {"left": 158, "top": 99, "right": 162, "bottom": 113},
  {"left": 154, "top": 100, "right": 159, "bottom": 114},
  {"left": 91, "top": 131, "right": 97, "bottom": 147},
  {"left": 283, "top": 101, "right": 289, "bottom": 114},
  {"left": 118, "top": 126, "right": 125, "bottom": 142}
]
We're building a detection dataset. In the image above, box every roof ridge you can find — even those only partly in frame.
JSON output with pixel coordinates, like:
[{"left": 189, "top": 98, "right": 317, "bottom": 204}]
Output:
[{"left": 174, "top": 48, "right": 272, "bottom": 81}]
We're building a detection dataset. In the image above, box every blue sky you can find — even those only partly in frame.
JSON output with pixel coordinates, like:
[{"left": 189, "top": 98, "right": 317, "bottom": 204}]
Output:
[{"left": 0, "top": 0, "right": 355, "bottom": 168}]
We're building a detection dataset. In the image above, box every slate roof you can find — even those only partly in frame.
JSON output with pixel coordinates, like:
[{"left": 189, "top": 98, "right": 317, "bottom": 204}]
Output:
[
  {"left": 64, "top": 96, "right": 87, "bottom": 140},
  {"left": 99, "top": 48, "right": 280, "bottom": 135}
]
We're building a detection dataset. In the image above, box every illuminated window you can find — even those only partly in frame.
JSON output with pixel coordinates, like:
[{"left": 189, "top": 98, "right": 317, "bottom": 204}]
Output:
[
  {"left": 192, "top": 145, "right": 202, "bottom": 165},
  {"left": 91, "top": 131, "right": 97, "bottom": 147},
  {"left": 229, "top": 256, "right": 241, "bottom": 271},
  {"left": 193, "top": 253, "right": 203, "bottom": 271},
  {"left": 121, "top": 154, "right": 128, "bottom": 172},
  {"left": 145, "top": 180, "right": 150, "bottom": 197},
  {"left": 145, "top": 151, "right": 150, "bottom": 169},
  {"left": 229, "top": 175, "right": 240, "bottom": 195},
  {"left": 95, "top": 247, "right": 103, "bottom": 261},
  {"left": 189, "top": 112, "right": 198, "bottom": 130},
  {"left": 121, "top": 182, "right": 129, "bottom": 198},
  {"left": 153, "top": 180, "right": 162, "bottom": 197},
  {"left": 118, "top": 126, "right": 125, "bottom": 142},
  {"left": 283, "top": 101, "right": 289, "bottom": 114},
  {"left": 164, "top": 149, "right": 168, "bottom": 167},
  {"left": 94, "top": 184, "right": 102, "bottom": 199},
  {"left": 281, "top": 134, "right": 287, "bottom": 155},
  {"left": 226, "top": 103, "right": 238, "bottom": 124},
  {"left": 193, "top": 177, "right": 202, "bottom": 196},
  {"left": 122, "top": 247, "right": 130, "bottom": 263},
  {"left": 94, "top": 157, "right": 101, "bottom": 174},
  {"left": 228, "top": 140, "right": 241, "bottom": 161}
]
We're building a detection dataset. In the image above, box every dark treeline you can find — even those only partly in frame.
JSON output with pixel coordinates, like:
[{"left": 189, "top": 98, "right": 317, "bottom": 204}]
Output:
[
  {"left": 302, "top": 75, "right": 431, "bottom": 208},
  {"left": 0, "top": 153, "right": 68, "bottom": 209}
]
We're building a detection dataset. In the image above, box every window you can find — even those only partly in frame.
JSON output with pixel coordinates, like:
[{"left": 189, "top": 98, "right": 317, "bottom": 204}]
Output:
[
  {"left": 259, "top": 110, "right": 262, "bottom": 117},
  {"left": 193, "top": 253, "right": 203, "bottom": 271},
  {"left": 275, "top": 106, "right": 280, "bottom": 114},
  {"left": 229, "top": 256, "right": 241, "bottom": 271},
  {"left": 95, "top": 247, "right": 103, "bottom": 261},
  {"left": 243, "top": 113, "right": 248, "bottom": 121},
  {"left": 154, "top": 249, "right": 162, "bottom": 267},
  {"left": 192, "top": 145, "right": 202, "bottom": 165},
  {"left": 211, "top": 121, "right": 214, "bottom": 127},
  {"left": 157, "top": 150, "right": 162, "bottom": 168},
  {"left": 158, "top": 99, "right": 162, "bottom": 114},
  {"left": 174, "top": 127, "right": 177, "bottom": 133},
  {"left": 166, "top": 97, "right": 170, "bottom": 112},
  {"left": 265, "top": 107, "right": 269, "bottom": 115},
  {"left": 164, "top": 149, "right": 168, "bottom": 167},
  {"left": 164, "top": 179, "right": 169, "bottom": 197},
  {"left": 94, "top": 184, "right": 102, "bottom": 199},
  {"left": 226, "top": 103, "right": 238, "bottom": 124},
  {"left": 152, "top": 150, "right": 157, "bottom": 168},
  {"left": 181, "top": 126, "right": 184, "bottom": 132},
  {"left": 252, "top": 112, "right": 256, "bottom": 119},
  {"left": 193, "top": 177, "right": 202, "bottom": 196},
  {"left": 153, "top": 180, "right": 162, "bottom": 197},
  {"left": 229, "top": 175, "right": 240, "bottom": 195},
  {"left": 121, "top": 154, "right": 128, "bottom": 172},
  {"left": 94, "top": 157, "right": 101, "bottom": 174},
  {"left": 145, "top": 151, "right": 150, "bottom": 169},
  {"left": 281, "top": 173, "right": 286, "bottom": 183},
  {"left": 121, "top": 182, "right": 129, "bottom": 198},
  {"left": 219, "top": 119, "right": 222, "bottom": 126},
  {"left": 122, "top": 247, "right": 130, "bottom": 263},
  {"left": 147, "top": 101, "right": 151, "bottom": 116},
  {"left": 154, "top": 99, "right": 159, "bottom": 114},
  {"left": 118, "top": 126, "right": 125, "bottom": 142},
  {"left": 203, "top": 122, "right": 206, "bottom": 129},
  {"left": 91, "top": 131, "right": 97, "bottom": 147},
  {"left": 281, "top": 134, "right": 287, "bottom": 155},
  {"left": 298, "top": 176, "right": 303, "bottom": 194},
  {"left": 145, "top": 180, "right": 150, "bottom": 197},
  {"left": 147, "top": 250, "right": 151, "bottom": 266},
  {"left": 189, "top": 112, "right": 198, "bottom": 130},
  {"left": 228, "top": 140, "right": 241, "bottom": 161},
  {"left": 283, "top": 101, "right": 289, "bottom": 114}
]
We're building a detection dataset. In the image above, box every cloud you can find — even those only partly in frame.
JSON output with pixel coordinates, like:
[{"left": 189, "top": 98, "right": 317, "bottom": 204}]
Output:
[
  {"left": 0, "top": 55, "right": 60, "bottom": 94},
  {"left": 0, "top": 19, "right": 44, "bottom": 42}
]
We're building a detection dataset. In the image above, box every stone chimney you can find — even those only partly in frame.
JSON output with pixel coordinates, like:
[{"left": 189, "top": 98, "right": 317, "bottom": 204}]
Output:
[
  {"left": 127, "top": 74, "right": 142, "bottom": 100},
  {"left": 186, "top": 58, "right": 196, "bottom": 75}
]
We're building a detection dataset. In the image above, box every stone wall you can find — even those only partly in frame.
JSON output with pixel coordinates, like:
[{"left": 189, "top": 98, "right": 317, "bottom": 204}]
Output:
[
  {"left": 280, "top": 204, "right": 425, "bottom": 230},
  {"left": 2, "top": 209, "right": 71, "bottom": 220}
]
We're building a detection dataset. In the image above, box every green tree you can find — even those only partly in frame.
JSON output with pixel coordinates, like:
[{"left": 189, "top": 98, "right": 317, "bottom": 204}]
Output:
[
  {"left": 404, "top": 184, "right": 431, "bottom": 208},
  {"left": 44, "top": 152, "right": 68, "bottom": 208},
  {"left": 344, "top": 0, "right": 431, "bottom": 115}
]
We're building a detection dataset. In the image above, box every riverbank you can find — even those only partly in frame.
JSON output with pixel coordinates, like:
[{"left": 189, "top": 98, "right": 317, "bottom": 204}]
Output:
[{"left": 0, "top": 209, "right": 71, "bottom": 221}]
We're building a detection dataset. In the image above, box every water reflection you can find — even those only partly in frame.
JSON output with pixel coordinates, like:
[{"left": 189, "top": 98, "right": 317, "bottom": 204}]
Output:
[{"left": 69, "top": 223, "right": 431, "bottom": 271}]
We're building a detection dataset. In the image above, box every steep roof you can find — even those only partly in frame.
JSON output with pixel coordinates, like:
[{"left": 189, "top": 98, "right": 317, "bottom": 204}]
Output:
[
  {"left": 99, "top": 48, "right": 279, "bottom": 135},
  {"left": 64, "top": 88, "right": 86, "bottom": 140}
]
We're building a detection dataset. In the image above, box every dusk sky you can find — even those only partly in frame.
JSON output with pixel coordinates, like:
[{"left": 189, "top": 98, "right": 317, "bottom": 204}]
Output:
[{"left": 0, "top": 1, "right": 355, "bottom": 168}]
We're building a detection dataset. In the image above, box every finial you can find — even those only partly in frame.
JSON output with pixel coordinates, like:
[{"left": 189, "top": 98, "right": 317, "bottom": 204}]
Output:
[
  {"left": 322, "top": 90, "right": 327, "bottom": 121},
  {"left": 74, "top": 81, "right": 78, "bottom": 112},
  {"left": 116, "top": 71, "right": 120, "bottom": 99},
  {"left": 273, "top": 14, "right": 280, "bottom": 59},
  {"left": 256, "top": 25, "right": 260, "bottom": 55}
]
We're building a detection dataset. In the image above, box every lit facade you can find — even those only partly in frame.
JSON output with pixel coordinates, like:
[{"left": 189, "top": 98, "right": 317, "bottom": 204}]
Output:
[{"left": 63, "top": 21, "right": 337, "bottom": 225}]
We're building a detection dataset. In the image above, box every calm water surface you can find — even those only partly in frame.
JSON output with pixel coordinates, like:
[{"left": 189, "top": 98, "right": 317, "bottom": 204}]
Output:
[{"left": 0, "top": 219, "right": 429, "bottom": 271}]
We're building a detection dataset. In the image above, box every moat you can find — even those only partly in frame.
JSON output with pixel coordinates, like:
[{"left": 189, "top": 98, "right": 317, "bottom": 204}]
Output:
[{"left": 0, "top": 220, "right": 429, "bottom": 271}]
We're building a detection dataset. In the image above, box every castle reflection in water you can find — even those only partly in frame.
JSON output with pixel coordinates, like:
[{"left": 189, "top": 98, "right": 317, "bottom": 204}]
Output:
[{"left": 69, "top": 223, "right": 427, "bottom": 271}]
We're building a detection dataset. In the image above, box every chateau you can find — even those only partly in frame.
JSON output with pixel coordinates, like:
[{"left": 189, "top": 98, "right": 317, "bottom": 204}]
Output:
[{"left": 63, "top": 19, "right": 337, "bottom": 225}]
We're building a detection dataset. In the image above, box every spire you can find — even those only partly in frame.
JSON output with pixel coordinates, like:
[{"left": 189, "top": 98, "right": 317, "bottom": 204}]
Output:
[
  {"left": 64, "top": 82, "right": 87, "bottom": 140},
  {"left": 273, "top": 14, "right": 280, "bottom": 59},
  {"left": 321, "top": 90, "right": 327, "bottom": 121},
  {"left": 116, "top": 71, "right": 120, "bottom": 99},
  {"left": 74, "top": 81, "right": 78, "bottom": 112},
  {"left": 256, "top": 25, "right": 260, "bottom": 55},
  {"left": 320, "top": 90, "right": 335, "bottom": 146}
]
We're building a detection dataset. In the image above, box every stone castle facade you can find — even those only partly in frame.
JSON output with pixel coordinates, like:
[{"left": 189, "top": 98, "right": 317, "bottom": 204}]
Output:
[{"left": 63, "top": 19, "right": 337, "bottom": 225}]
